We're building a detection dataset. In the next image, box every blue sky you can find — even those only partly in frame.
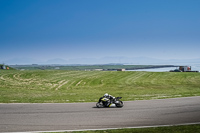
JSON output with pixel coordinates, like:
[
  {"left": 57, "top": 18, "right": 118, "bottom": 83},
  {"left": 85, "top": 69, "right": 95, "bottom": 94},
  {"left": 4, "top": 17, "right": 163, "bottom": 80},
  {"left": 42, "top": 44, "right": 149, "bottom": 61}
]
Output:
[{"left": 1, "top": 0, "right": 200, "bottom": 63}]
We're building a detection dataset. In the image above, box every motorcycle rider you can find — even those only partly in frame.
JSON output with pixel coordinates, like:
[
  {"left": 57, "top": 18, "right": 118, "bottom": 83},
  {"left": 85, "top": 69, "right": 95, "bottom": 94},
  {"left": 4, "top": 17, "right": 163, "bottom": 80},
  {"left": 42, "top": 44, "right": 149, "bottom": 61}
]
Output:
[{"left": 98, "top": 93, "right": 115, "bottom": 107}]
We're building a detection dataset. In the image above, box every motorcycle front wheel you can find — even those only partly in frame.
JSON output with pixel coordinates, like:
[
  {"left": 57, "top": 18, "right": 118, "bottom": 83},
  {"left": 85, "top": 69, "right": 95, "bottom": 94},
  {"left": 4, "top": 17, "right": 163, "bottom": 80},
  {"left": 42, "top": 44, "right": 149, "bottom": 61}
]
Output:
[{"left": 116, "top": 101, "right": 124, "bottom": 108}]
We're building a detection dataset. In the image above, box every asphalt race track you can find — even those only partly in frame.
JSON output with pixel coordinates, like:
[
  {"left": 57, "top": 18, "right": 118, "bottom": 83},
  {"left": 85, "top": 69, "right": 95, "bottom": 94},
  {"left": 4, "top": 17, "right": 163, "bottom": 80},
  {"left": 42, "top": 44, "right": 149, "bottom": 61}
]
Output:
[{"left": 0, "top": 96, "right": 200, "bottom": 132}]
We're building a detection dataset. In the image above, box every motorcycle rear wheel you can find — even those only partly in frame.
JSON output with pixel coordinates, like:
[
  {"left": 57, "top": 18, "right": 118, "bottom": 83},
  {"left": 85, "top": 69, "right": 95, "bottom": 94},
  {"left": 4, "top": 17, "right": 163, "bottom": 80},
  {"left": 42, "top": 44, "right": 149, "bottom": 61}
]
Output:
[{"left": 96, "top": 102, "right": 104, "bottom": 108}]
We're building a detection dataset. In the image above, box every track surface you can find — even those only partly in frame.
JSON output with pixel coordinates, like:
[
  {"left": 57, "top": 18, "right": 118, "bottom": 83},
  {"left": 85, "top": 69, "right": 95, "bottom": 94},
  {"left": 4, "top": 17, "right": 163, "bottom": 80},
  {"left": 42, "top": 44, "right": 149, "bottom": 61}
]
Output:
[{"left": 0, "top": 96, "right": 200, "bottom": 132}]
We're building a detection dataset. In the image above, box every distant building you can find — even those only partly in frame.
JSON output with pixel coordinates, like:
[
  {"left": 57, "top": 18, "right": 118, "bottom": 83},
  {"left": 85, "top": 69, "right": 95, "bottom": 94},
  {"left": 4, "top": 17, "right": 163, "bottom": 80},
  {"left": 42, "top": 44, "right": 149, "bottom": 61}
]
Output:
[
  {"left": 1, "top": 65, "right": 6, "bottom": 69},
  {"left": 117, "top": 69, "right": 125, "bottom": 71},
  {"left": 94, "top": 69, "right": 103, "bottom": 71},
  {"left": 55, "top": 67, "right": 60, "bottom": 70},
  {"left": 170, "top": 66, "right": 198, "bottom": 72},
  {"left": 179, "top": 66, "right": 191, "bottom": 72}
]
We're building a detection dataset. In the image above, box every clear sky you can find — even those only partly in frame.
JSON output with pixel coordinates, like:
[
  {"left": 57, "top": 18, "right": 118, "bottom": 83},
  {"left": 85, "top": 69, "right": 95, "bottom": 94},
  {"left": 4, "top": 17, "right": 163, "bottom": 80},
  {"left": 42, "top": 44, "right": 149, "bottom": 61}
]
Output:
[{"left": 0, "top": 0, "right": 200, "bottom": 63}]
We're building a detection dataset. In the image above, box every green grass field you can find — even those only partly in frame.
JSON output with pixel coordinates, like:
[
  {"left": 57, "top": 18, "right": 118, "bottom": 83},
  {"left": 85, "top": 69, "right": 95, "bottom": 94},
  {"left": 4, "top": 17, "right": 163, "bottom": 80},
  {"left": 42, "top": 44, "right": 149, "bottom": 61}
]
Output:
[{"left": 0, "top": 70, "right": 200, "bottom": 103}]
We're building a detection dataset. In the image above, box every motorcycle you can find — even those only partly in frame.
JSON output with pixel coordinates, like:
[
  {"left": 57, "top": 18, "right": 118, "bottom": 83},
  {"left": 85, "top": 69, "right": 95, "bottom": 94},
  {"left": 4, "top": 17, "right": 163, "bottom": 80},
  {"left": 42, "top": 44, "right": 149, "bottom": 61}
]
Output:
[{"left": 96, "top": 97, "right": 124, "bottom": 108}]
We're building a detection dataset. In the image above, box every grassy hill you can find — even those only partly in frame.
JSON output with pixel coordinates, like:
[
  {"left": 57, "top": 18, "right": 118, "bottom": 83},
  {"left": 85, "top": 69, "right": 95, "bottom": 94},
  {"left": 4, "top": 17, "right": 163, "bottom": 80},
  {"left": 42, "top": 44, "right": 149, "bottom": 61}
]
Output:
[{"left": 0, "top": 70, "right": 200, "bottom": 103}]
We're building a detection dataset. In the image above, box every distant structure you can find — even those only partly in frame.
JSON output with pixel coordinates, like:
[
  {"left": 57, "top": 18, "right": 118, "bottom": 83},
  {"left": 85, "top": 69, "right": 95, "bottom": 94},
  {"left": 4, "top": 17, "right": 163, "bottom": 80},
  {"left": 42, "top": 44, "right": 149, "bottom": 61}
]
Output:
[
  {"left": 117, "top": 69, "right": 125, "bottom": 71},
  {"left": 0, "top": 65, "right": 6, "bottom": 69},
  {"left": 0, "top": 64, "right": 10, "bottom": 70},
  {"left": 54, "top": 67, "right": 60, "bottom": 70},
  {"left": 179, "top": 66, "right": 191, "bottom": 72},
  {"left": 94, "top": 69, "right": 103, "bottom": 71},
  {"left": 170, "top": 66, "right": 198, "bottom": 72}
]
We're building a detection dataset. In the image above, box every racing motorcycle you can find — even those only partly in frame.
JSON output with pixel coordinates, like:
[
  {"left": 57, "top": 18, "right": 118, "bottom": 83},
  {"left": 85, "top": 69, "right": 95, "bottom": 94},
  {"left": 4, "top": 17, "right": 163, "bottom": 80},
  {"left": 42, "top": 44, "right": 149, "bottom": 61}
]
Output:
[{"left": 96, "top": 97, "right": 124, "bottom": 108}]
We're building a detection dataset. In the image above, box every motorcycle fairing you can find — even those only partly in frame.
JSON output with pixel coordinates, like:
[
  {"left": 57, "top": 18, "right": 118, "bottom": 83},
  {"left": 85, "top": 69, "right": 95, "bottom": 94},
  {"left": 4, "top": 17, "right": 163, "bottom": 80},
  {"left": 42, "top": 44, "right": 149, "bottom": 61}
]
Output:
[
  {"left": 101, "top": 97, "right": 109, "bottom": 102},
  {"left": 109, "top": 103, "right": 116, "bottom": 107}
]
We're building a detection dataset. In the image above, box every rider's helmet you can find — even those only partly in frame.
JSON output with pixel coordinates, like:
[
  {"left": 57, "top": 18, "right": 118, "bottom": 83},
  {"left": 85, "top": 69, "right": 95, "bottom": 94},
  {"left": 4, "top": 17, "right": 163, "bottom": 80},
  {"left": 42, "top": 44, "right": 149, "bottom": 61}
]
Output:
[{"left": 104, "top": 93, "right": 109, "bottom": 97}]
